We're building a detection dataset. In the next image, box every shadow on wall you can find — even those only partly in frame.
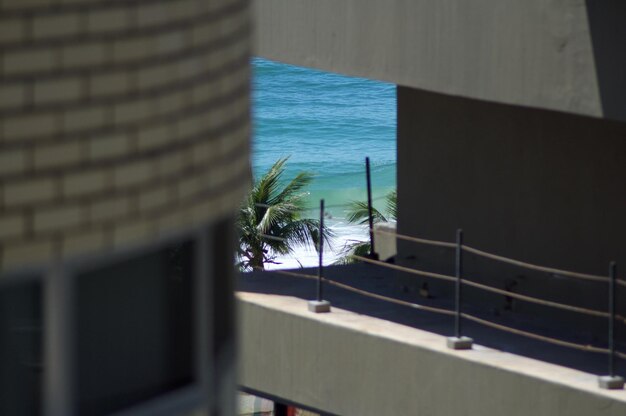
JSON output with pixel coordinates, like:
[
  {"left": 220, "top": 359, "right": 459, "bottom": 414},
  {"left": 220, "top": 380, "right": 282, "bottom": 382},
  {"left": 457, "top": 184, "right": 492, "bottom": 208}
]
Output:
[{"left": 585, "top": 1, "right": 626, "bottom": 121}]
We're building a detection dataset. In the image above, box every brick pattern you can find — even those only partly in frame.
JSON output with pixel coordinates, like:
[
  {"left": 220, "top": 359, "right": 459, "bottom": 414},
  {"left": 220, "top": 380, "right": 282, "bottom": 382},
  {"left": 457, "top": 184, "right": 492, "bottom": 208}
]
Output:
[{"left": 0, "top": 0, "right": 251, "bottom": 273}]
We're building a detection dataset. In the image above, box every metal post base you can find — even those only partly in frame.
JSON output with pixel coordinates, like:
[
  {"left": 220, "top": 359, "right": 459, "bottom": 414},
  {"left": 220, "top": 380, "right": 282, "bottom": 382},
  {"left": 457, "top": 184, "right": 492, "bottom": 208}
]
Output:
[
  {"left": 447, "top": 336, "right": 474, "bottom": 350},
  {"left": 598, "top": 375, "right": 625, "bottom": 390},
  {"left": 308, "top": 300, "right": 331, "bottom": 313}
]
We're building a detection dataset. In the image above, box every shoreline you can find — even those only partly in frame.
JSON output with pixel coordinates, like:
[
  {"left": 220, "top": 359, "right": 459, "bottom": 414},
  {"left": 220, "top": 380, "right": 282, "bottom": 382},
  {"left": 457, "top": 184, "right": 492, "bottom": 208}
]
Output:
[
  {"left": 264, "top": 219, "right": 370, "bottom": 270},
  {"left": 263, "top": 188, "right": 396, "bottom": 270}
]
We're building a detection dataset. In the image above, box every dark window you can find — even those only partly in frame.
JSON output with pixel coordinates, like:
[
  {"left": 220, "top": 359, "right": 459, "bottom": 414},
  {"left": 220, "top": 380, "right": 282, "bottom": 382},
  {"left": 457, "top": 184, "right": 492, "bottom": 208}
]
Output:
[
  {"left": 0, "top": 280, "right": 43, "bottom": 416},
  {"left": 74, "top": 241, "right": 195, "bottom": 415}
]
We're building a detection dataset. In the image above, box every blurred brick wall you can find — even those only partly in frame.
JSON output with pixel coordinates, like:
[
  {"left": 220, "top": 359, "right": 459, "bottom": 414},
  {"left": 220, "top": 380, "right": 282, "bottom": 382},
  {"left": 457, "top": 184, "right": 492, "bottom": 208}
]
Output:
[{"left": 0, "top": 0, "right": 251, "bottom": 272}]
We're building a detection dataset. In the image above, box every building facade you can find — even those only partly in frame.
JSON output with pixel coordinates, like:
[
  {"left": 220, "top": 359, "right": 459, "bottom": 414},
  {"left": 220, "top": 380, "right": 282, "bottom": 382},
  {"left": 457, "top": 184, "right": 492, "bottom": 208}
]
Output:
[{"left": 0, "top": 0, "right": 251, "bottom": 415}]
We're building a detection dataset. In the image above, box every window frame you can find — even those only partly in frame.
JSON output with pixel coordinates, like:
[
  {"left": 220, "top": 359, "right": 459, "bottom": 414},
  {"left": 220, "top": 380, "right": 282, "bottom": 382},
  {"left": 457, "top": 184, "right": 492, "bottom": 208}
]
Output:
[{"left": 1, "top": 222, "right": 222, "bottom": 416}]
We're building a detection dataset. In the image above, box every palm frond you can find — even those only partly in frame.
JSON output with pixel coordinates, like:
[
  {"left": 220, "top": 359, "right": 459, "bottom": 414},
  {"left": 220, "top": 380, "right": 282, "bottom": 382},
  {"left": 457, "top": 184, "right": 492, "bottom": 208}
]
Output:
[
  {"left": 345, "top": 200, "right": 387, "bottom": 225},
  {"left": 333, "top": 240, "right": 371, "bottom": 265},
  {"left": 269, "top": 171, "right": 314, "bottom": 207},
  {"left": 251, "top": 156, "right": 288, "bottom": 205},
  {"left": 285, "top": 218, "right": 335, "bottom": 252},
  {"left": 336, "top": 189, "right": 396, "bottom": 265},
  {"left": 257, "top": 203, "right": 297, "bottom": 234}
]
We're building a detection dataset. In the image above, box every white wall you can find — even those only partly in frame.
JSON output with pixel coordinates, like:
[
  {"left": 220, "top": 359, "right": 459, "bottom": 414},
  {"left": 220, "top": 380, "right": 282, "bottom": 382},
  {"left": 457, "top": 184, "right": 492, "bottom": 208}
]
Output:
[{"left": 238, "top": 293, "right": 626, "bottom": 416}]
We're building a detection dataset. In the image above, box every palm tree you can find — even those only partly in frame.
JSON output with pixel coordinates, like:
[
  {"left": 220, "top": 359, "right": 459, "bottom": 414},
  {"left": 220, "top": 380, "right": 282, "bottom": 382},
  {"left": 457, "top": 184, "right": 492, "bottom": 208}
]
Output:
[
  {"left": 237, "top": 157, "right": 332, "bottom": 271},
  {"left": 335, "top": 190, "right": 397, "bottom": 265}
]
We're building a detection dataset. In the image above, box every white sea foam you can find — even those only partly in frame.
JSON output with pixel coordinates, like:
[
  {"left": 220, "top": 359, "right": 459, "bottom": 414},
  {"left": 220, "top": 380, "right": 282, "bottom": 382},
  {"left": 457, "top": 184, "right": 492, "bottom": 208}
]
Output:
[{"left": 264, "top": 219, "right": 369, "bottom": 270}]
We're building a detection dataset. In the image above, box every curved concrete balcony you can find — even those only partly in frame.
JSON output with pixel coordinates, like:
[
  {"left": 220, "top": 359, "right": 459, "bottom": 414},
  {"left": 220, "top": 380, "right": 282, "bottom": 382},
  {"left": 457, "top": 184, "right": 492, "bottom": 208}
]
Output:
[{"left": 238, "top": 264, "right": 626, "bottom": 416}]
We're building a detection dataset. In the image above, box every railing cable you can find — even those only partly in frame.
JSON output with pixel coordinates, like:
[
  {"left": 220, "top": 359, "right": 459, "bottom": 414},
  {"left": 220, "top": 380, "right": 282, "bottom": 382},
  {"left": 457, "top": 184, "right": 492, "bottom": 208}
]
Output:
[
  {"left": 271, "top": 269, "right": 455, "bottom": 316},
  {"left": 461, "top": 313, "right": 610, "bottom": 354},
  {"left": 462, "top": 244, "right": 609, "bottom": 283},
  {"left": 351, "top": 254, "right": 456, "bottom": 282},
  {"left": 373, "top": 228, "right": 455, "bottom": 249},
  {"left": 461, "top": 278, "right": 610, "bottom": 319},
  {"left": 350, "top": 253, "right": 626, "bottom": 323},
  {"left": 262, "top": 268, "right": 624, "bottom": 357},
  {"left": 372, "top": 227, "right": 626, "bottom": 287}
]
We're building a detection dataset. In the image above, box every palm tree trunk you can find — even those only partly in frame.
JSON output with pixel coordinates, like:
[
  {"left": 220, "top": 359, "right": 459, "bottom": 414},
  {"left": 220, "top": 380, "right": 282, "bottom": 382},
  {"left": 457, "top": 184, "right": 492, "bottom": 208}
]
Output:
[{"left": 250, "top": 248, "right": 265, "bottom": 271}]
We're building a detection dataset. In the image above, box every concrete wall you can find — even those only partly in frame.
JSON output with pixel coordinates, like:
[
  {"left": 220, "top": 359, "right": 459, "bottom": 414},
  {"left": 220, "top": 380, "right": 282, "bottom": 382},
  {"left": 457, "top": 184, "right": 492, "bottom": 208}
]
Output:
[
  {"left": 396, "top": 86, "right": 626, "bottom": 341},
  {"left": 253, "top": 0, "right": 626, "bottom": 122},
  {"left": 239, "top": 293, "right": 626, "bottom": 416},
  {"left": 373, "top": 222, "right": 396, "bottom": 261}
]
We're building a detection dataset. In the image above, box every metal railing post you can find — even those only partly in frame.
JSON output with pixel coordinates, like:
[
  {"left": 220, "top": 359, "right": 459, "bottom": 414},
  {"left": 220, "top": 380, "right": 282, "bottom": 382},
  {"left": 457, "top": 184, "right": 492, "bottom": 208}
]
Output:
[
  {"left": 599, "top": 261, "right": 624, "bottom": 389},
  {"left": 609, "top": 261, "right": 616, "bottom": 377},
  {"left": 365, "top": 157, "right": 378, "bottom": 260},
  {"left": 308, "top": 199, "right": 331, "bottom": 313},
  {"left": 447, "top": 228, "right": 473, "bottom": 349},
  {"left": 455, "top": 228, "right": 463, "bottom": 338},
  {"left": 317, "top": 199, "right": 324, "bottom": 302}
]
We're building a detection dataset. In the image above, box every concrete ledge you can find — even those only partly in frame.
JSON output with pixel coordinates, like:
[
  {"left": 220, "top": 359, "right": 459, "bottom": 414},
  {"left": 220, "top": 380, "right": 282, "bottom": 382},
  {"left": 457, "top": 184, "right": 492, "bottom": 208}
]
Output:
[
  {"left": 238, "top": 292, "right": 626, "bottom": 416},
  {"left": 373, "top": 222, "right": 396, "bottom": 261}
]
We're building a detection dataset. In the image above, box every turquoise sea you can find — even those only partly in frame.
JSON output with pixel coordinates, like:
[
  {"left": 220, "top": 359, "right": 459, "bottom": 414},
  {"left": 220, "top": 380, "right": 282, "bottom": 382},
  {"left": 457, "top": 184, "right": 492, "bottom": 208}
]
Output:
[{"left": 252, "top": 57, "right": 396, "bottom": 266}]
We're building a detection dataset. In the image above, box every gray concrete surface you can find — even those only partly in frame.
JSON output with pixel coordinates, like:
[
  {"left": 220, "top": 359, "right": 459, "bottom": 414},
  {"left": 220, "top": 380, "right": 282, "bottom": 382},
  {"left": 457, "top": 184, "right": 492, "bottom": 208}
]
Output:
[
  {"left": 253, "top": 0, "right": 626, "bottom": 122},
  {"left": 238, "top": 265, "right": 626, "bottom": 377},
  {"left": 238, "top": 287, "right": 626, "bottom": 416},
  {"left": 396, "top": 87, "right": 626, "bottom": 343},
  {"left": 373, "top": 222, "right": 396, "bottom": 261}
]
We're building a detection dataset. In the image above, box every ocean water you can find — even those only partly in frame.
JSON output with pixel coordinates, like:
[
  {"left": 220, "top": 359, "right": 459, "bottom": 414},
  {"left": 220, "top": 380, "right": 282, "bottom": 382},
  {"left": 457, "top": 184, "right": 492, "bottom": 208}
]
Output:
[{"left": 252, "top": 57, "right": 396, "bottom": 267}]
